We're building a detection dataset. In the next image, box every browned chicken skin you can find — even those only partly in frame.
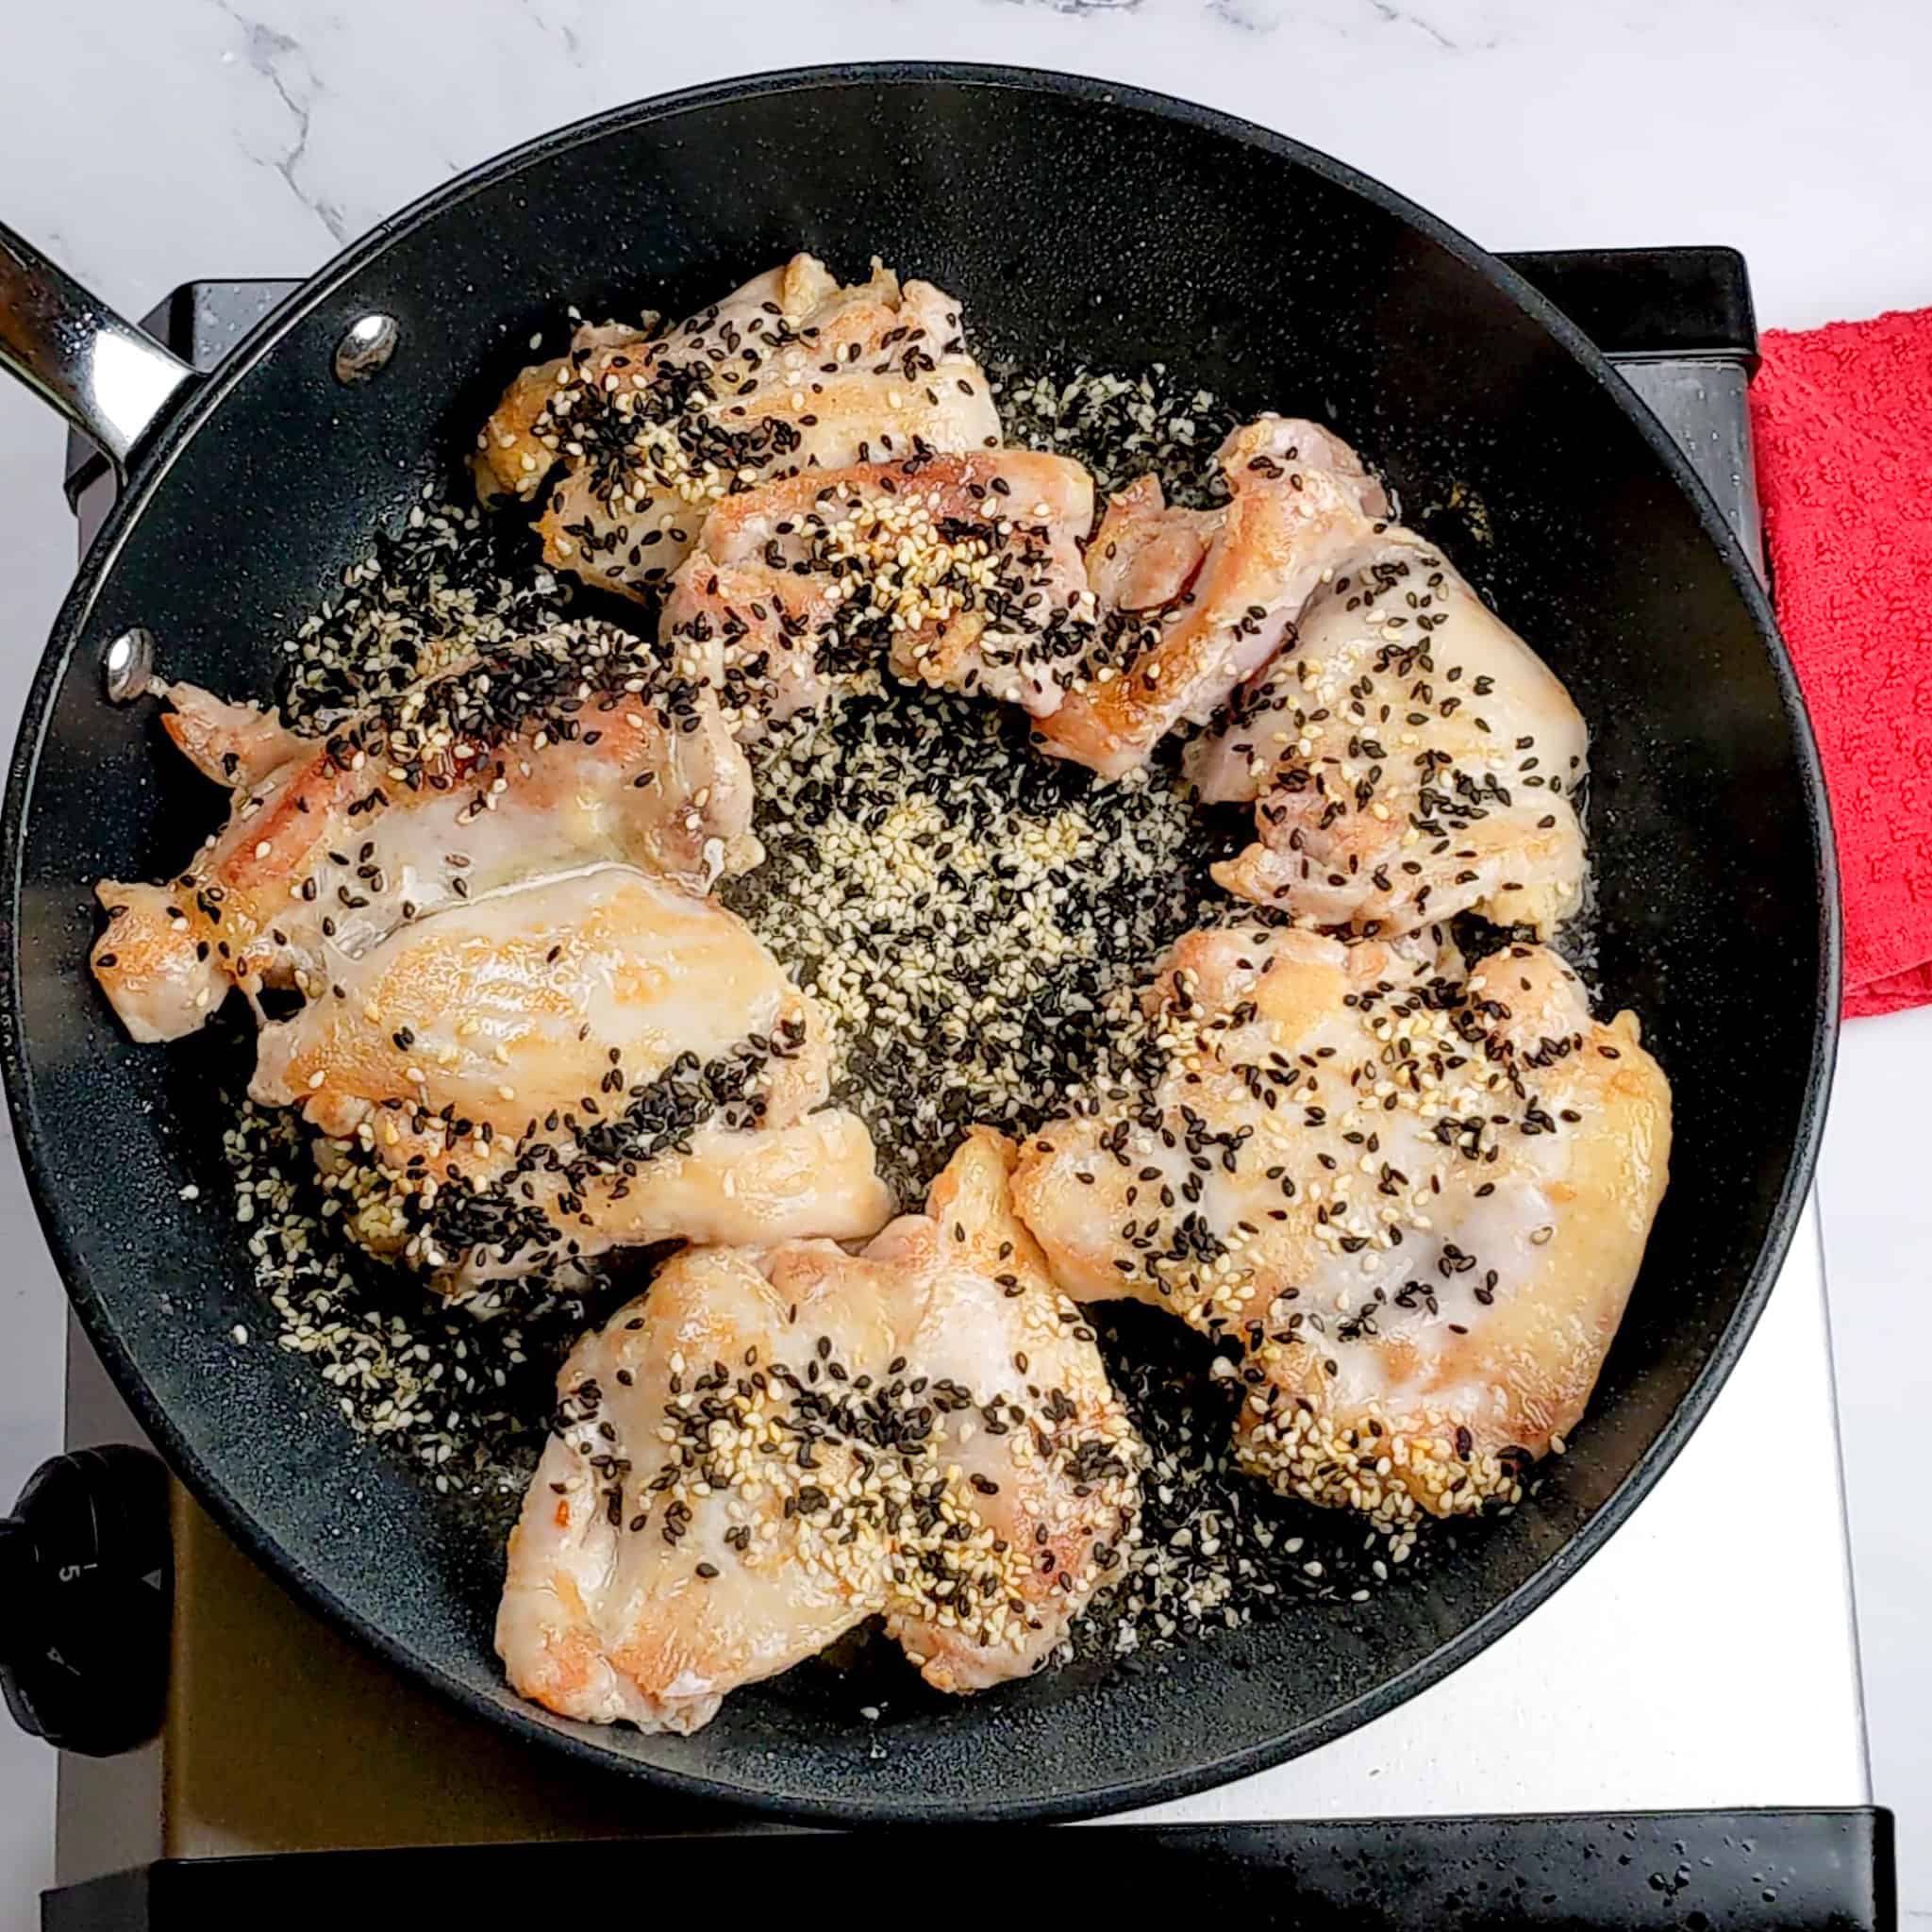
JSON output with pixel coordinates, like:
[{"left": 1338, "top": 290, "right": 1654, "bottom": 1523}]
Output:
[
  {"left": 475, "top": 255, "right": 1001, "bottom": 603},
  {"left": 1011, "top": 924, "right": 1670, "bottom": 1530},
  {"left": 1033, "top": 417, "right": 1391, "bottom": 778},
  {"left": 91, "top": 618, "right": 891, "bottom": 1296},
  {"left": 661, "top": 416, "right": 1398, "bottom": 785},
  {"left": 1188, "top": 531, "right": 1589, "bottom": 938},
  {"left": 258, "top": 864, "right": 891, "bottom": 1294},
  {"left": 666, "top": 447, "right": 1097, "bottom": 717},
  {"left": 91, "top": 621, "right": 758, "bottom": 1045},
  {"left": 497, "top": 1131, "right": 1141, "bottom": 1731}
]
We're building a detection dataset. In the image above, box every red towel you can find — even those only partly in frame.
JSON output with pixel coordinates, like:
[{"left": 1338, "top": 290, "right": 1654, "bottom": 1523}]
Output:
[{"left": 1751, "top": 308, "right": 1932, "bottom": 1017}]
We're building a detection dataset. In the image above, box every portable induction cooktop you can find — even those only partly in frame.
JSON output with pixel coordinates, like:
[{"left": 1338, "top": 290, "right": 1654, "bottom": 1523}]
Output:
[{"left": 21, "top": 250, "right": 1893, "bottom": 1930}]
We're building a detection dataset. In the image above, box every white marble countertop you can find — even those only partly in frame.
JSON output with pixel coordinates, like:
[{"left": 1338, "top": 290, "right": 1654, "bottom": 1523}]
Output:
[{"left": 2, "top": 0, "right": 1929, "bottom": 1914}]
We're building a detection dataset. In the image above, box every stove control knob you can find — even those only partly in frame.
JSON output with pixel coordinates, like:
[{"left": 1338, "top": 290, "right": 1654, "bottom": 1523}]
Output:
[{"left": 0, "top": 1445, "right": 171, "bottom": 1756}]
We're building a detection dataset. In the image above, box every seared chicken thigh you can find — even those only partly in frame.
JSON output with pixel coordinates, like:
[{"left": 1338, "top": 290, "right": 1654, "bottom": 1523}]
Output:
[
  {"left": 475, "top": 255, "right": 1001, "bottom": 602},
  {"left": 1011, "top": 924, "right": 1669, "bottom": 1528},
  {"left": 93, "top": 617, "right": 891, "bottom": 1295},
  {"left": 251, "top": 865, "right": 831, "bottom": 1156},
  {"left": 668, "top": 448, "right": 1097, "bottom": 716},
  {"left": 684, "top": 417, "right": 1387, "bottom": 777},
  {"left": 1190, "top": 532, "right": 1588, "bottom": 937},
  {"left": 1033, "top": 418, "right": 1391, "bottom": 778},
  {"left": 92, "top": 621, "right": 756, "bottom": 1043},
  {"left": 498, "top": 1131, "right": 1141, "bottom": 1731},
  {"left": 659, "top": 561, "right": 841, "bottom": 732},
  {"left": 256, "top": 863, "right": 891, "bottom": 1291}
]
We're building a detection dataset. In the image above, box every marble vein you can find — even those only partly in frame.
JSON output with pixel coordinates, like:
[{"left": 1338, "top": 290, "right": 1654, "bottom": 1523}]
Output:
[
  {"left": 1367, "top": 1, "right": 1456, "bottom": 49},
  {"left": 212, "top": 0, "right": 351, "bottom": 243},
  {"left": 998, "top": 0, "right": 1146, "bottom": 15},
  {"left": 517, "top": 0, "right": 592, "bottom": 68}
]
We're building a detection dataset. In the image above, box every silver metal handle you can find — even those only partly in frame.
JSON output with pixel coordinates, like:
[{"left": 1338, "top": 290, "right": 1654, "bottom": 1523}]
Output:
[{"left": 0, "top": 222, "right": 197, "bottom": 476}]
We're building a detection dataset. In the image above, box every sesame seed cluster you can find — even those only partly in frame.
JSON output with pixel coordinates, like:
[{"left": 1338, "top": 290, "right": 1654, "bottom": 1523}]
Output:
[
  {"left": 794, "top": 467, "right": 1110, "bottom": 705},
  {"left": 324, "top": 1028, "right": 802, "bottom": 1281},
  {"left": 551, "top": 1291, "right": 1141, "bottom": 1666},
  {"left": 1078, "top": 1304, "right": 1411, "bottom": 1657},
  {"left": 724, "top": 677, "right": 1211, "bottom": 1202},
  {"left": 277, "top": 493, "right": 571, "bottom": 729},
  {"left": 1035, "top": 943, "right": 1575, "bottom": 1533},
  {"left": 219, "top": 1093, "right": 589, "bottom": 1501},
  {"left": 988, "top": 359, "right": 1232, "bottom": 508}
]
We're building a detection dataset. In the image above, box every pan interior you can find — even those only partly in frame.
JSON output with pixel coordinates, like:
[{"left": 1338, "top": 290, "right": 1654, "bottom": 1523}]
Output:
[{"left": 6, "top": 72, "right": 1827, "bottom": 1818}]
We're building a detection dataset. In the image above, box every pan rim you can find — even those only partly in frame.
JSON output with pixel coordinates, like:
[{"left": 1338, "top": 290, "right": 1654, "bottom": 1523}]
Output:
[{"left": 1, "top": 61, "right": 1841, "bottom": 1824}]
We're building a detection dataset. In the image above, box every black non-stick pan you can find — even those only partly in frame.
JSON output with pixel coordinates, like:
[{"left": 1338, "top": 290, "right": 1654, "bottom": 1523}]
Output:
[{"left": 0, "top": 65, "right": 1837, "bottom": 1822}]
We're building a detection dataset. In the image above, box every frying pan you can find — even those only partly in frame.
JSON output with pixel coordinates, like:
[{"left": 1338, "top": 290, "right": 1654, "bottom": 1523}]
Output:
[{"left": 0, "top": 64, "right": 1836, "bottom": 1822}]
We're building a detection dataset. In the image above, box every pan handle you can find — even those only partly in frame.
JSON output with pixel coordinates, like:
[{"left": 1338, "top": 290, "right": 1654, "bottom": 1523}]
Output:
[{"left": 0, "top": 222, "right": 198, "bottom": 477}]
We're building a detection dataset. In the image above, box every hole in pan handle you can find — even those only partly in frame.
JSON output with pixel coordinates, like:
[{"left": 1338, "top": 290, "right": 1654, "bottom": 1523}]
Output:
[{"left": 0, "top": 220, "right": 200, "bottom": 480}]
